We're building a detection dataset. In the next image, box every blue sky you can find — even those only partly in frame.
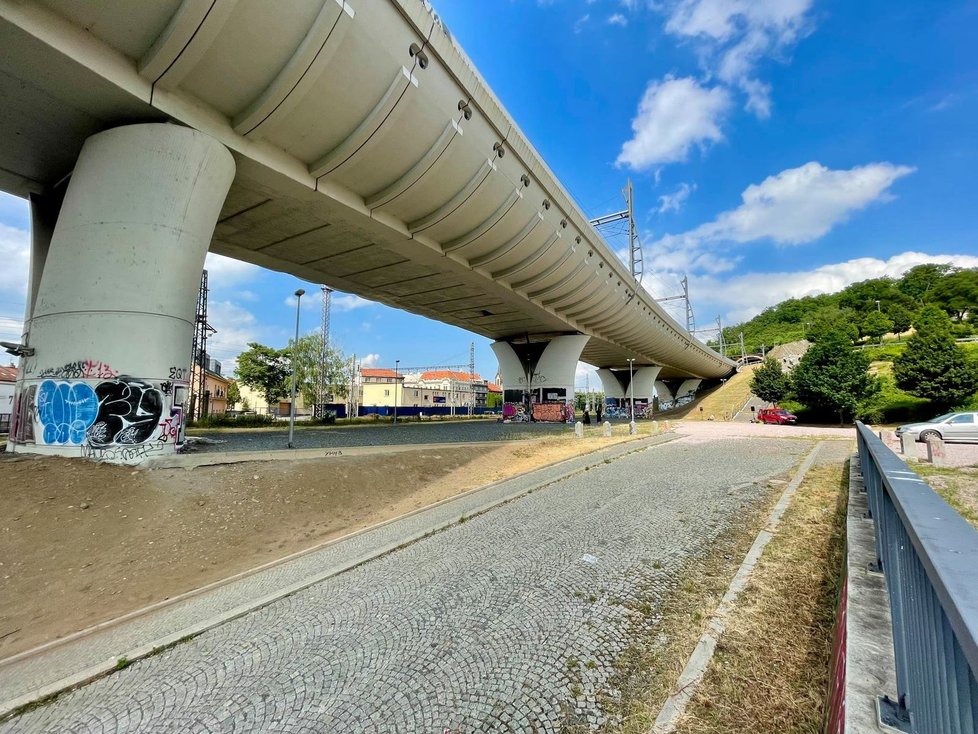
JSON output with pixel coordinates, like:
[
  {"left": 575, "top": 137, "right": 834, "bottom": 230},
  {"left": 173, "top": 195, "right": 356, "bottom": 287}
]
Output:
[{"left": 2, "top": 0, "right": 977, "bottom": 385}]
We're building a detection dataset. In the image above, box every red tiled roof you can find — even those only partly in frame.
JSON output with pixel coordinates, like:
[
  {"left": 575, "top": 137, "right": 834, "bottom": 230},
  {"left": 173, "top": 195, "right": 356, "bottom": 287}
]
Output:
[
  {"left": 419, "top": 370, "right": 482, "bottom": 382},
  {"left": 487, "top": 383, "right": 502, "bottom": 392},
  {"left": 360, "top": 368, "right": 401, "bottom": 379},
  {"left": 0, "top": 365, "right": 17, "bottom": 382}
]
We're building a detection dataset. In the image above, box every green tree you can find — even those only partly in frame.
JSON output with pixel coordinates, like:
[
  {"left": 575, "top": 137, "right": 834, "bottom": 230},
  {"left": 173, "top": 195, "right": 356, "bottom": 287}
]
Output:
[
  {"left": 235, "top": 342, "right": 290, "bottom": 406},
  {"left": 930, "top": 268, "right": 978, "bottom": 322},
  {"left": 226, "top": 380, "right": 241, "bottom": 410},
  {"left": 898, "top": 263, "right": 954, "bottom": 304},
  {"left": 287, "top": 334, "right": 350, "bottom": 407},
  {"left": 486, "top": 391, "right": 502, "bottom": 409},
  {"left": 750, "top": 357, "right": 792, "bottom": 405},
  {"left": 894, "top": 305, "right": 978, "bottom": 409},
  {"left": 861, "top": 310, "right": 894, "bottom": 343},
  {"left": 887, "top": 303, "right": 914, "bottom": 337},
  {"left": 792, "top": 332, "right": 878, "bottom": 423},
  {"left": 807, "top": 306, "right": 859, "bottom": 344}
]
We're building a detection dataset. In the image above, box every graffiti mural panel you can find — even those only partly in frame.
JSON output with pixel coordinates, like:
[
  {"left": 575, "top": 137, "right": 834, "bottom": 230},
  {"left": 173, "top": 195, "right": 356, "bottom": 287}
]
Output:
[
  {"left": 88, "top": 378, "right": 164, "bottom": 446},
  {"left": 36, "top": 380, "right": 98, "bottom": 445}
]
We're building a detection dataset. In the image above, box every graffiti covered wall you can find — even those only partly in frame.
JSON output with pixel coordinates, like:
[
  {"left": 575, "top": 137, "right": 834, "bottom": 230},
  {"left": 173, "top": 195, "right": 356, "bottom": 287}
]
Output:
[{"left": 14, "top": 361, "right": 188, "bottom": 463}]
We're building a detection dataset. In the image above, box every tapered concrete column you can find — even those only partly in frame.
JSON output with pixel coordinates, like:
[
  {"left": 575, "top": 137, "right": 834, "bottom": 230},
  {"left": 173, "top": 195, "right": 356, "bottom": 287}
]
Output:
[
  {"left": 596, "top": 368, "right": 627, "bottom": 400},
  {"left": 630, "top": 366, "right": 662, "bottom": 408},
  {"left": 654, "top": 380, "right": 674, "bottom": 404},
  {"left": 675, "top": 379, "right": 702, "bottom": 402},
  {"left": 9, "top": 124, "right": 235, "bottom": 463},
  {"left": 597, "top": 366, "right": 660, "bottom": 411},
  {"left": 491, "top": 335, "right": 588, "bottom": 422}
]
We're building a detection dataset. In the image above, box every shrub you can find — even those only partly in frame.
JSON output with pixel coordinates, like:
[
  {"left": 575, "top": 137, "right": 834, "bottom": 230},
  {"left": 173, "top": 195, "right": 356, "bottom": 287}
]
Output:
[{"left": 189, "top": 413, "right": 277, "bottom": 428}]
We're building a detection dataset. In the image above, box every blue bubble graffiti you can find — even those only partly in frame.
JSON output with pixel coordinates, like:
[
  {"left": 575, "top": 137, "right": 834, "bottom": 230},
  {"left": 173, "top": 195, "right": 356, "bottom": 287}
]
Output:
[{"left": 36, "top": 380, "right": 98, "bottom": 445}]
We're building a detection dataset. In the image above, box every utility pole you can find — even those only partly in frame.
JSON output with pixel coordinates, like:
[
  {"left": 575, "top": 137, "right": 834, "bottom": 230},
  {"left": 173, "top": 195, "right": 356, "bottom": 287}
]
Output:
[
  {"left": 716, "top": 315, "right": 725, "bottom": 356},
  {"left": 589, "top": 179, "right": 642, "bottom": 283},
  {"left": 468, "top": 341, "right": 475, "bottom": 416},
  {"left": 683, "top": 276, "right": 694, "bottom": 333},
  {"left": 653, "top": 274, "right": 694, "bottom": 333},
  {"left": 740, "top": 332, "right": 746, "bottom": 362},
  {"left": 189, "top": 270, "right": 216, "bottom": 421},
  {"left": 316, "top": 285, "right": 332, "bottom": 418},
  {"left": 625, "top": 179, "right": 642, "bottom": 283}
]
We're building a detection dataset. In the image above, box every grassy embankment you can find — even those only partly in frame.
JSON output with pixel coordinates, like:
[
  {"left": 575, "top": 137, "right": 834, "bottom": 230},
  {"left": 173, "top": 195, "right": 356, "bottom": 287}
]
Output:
[{"left": 606, "top": 449, "right": 849, "bottom": 734}]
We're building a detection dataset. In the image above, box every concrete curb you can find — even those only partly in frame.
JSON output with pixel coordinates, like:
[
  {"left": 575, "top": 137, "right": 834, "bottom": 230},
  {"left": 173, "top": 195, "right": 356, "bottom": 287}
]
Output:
[
  {"left": 650, "top": 441, "right": 824, "bottom": 734},
  {"left": 0, "top": 432, "right": 677, "bottom": 721},
  {"left": 145, "top": 440, "right": 509, "bottom": 469}
]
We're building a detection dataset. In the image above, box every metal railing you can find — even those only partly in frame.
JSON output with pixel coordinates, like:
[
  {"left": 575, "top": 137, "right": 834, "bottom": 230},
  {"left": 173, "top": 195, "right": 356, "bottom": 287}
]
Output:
[{"left": 855, "top": 422, "right": 978, "bottom": 733}]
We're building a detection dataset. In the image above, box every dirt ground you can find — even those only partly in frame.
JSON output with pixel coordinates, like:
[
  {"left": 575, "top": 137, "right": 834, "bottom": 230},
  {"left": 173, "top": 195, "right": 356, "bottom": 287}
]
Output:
[{"left": 0, "top": 433, "right": 637, "bottom": 658}]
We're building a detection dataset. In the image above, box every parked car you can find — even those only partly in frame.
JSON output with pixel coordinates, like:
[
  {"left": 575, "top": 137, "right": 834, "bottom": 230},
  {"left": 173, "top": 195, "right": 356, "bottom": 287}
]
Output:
[
  {"left": 757, "top": 407, "right": 797, "bottom": 425},
  {"left": 895, "top": 411, "right": 978, "bottom": 443}
]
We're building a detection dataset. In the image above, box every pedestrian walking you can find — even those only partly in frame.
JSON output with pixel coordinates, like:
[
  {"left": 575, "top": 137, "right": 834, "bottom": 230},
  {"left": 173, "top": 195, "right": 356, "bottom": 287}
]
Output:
[
  {"left": 583, "top": 409, "right": 591, "bottom": 425},
  {"left": 596, "top": 404, "right": 602, "bottom": 423}
]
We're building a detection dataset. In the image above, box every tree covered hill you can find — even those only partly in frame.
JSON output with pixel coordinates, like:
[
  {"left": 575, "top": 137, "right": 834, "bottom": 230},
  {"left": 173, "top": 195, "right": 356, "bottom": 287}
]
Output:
[{"left": 716, "top": 264, "right": 978, "bottom": 355}]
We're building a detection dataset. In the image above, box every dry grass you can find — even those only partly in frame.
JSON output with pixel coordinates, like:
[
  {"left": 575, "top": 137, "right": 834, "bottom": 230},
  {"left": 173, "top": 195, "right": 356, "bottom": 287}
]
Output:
[
  {"left": 601, "top": 468, "right": 791, "bottom": 733},
  {"left": 674, "top": 461, "right": 849, "bottom": 734},
  {"left": 912, "top": 464, "right": 978, "bottom": 530},
  {"left": 670, "top": 366, "right": 759, "bottom": 421}
]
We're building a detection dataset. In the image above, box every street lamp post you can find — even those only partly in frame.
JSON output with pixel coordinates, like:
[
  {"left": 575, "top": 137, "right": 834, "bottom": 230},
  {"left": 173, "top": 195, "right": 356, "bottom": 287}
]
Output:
[
  {"left": 393, "top": 359, "right": 399, "bottom": 425},
  {"left": 627, "top": 358, "right": 636, "bottom": 433},
  {"left": 875, "top": 299, "right": 881, "bottom": 312},
  {"left": 288, "top": 288, "right": 305, "bottom": 449}
]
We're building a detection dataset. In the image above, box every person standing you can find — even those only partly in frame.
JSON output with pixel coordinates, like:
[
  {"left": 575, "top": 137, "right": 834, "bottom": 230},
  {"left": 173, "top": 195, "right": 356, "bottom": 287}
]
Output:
[
  {"left": 583, "top": 409, "right": 591, "bottom": 425},
  {"left": 596, "top": 403, "right": 603, "bottom": 423}
]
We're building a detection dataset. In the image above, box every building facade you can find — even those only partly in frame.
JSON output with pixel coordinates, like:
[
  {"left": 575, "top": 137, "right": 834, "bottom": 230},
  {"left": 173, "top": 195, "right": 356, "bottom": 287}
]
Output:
[{"left": 191, "top": 363, "right": 231, "bottom": 416}]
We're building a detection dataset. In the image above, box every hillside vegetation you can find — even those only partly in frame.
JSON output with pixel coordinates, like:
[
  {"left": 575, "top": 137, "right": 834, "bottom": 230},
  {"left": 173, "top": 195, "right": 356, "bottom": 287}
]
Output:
[
  {"left": 716, "top": 264, "right": 978, "bottom": 424},
  {"left": 716, "top": 263, "right": 977, "bottom": 355}
]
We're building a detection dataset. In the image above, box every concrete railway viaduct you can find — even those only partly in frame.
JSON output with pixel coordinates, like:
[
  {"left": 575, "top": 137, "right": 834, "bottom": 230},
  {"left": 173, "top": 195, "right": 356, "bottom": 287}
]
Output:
[{"left": 0, "top": 0, "right": 734, "bottom": 462}]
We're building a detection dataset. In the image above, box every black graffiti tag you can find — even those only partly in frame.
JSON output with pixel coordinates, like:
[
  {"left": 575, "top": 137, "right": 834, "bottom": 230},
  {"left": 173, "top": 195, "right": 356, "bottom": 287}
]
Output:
[{"left": 87, "top": 378, "right": 164, "bottom": 447}]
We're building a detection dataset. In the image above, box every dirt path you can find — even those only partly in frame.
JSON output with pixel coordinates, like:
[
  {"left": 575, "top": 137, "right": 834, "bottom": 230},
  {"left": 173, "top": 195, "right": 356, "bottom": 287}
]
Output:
[{"left": 0, "top": 433, "right": 636, "bottom": 658}]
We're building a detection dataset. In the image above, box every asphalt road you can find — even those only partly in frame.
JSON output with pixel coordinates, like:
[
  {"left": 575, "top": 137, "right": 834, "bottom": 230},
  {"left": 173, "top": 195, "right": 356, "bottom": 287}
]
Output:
[
  {"left": 4, "top": 436, "right": 813, "bottom": 733},
  {"left": 188, "top": 420, "right": 580, "bottom": 452}
]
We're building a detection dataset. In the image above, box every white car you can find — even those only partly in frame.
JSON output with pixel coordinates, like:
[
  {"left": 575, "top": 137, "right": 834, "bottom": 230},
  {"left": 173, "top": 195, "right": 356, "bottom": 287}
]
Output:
[{"left": 895, "top": 412, "right": 978, "bottom": 443}]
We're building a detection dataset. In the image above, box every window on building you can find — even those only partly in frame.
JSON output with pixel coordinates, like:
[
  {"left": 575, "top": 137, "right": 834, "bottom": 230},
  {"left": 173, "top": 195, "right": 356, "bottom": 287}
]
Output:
[{"left": 384, "top": 389, "right": 390, "bottom": 396}]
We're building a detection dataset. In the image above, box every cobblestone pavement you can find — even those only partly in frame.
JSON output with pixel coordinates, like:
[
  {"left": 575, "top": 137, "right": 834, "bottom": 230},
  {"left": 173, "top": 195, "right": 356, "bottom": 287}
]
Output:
[
  {"left": 4, "top": 438, "right": 814, "bottom": 733},
  {"left": 189, "top": 420, "right": 575, "bottom": 453}
]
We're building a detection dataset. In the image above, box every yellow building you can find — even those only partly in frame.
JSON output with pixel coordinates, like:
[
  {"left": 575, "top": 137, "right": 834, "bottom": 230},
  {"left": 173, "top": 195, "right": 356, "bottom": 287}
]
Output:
[
  {"left": 359, "top": 368, "right": 405, "bottom": 407},
  {"left": 191, "top": 363, "right": 231, "bottom": 416},
  {"left": 235, "top": 382, "right": 311, "bottom": 416}
]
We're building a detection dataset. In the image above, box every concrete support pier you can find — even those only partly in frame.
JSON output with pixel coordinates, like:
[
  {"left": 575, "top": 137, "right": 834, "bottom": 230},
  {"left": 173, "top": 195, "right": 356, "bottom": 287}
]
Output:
[
  {"left": 491, "top": 335, "right": 588, "bottom": 422},
  {"left": 8, "top": 124, "right": 235, "bottom": 463},
  {"left": 597, "top": 366, "right": 662, "bottom": 414}
]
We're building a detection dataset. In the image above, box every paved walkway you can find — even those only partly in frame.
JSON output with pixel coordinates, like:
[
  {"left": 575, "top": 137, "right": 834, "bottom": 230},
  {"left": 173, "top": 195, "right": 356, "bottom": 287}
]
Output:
[{"left": 3, "top": 435, "right": 817, "bottom": 733}]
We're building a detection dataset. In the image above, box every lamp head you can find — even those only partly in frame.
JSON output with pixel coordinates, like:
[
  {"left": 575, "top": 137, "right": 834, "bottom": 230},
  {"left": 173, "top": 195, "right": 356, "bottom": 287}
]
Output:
[{"left": 294, "top": 288, "right": 305, "bottom": 297}]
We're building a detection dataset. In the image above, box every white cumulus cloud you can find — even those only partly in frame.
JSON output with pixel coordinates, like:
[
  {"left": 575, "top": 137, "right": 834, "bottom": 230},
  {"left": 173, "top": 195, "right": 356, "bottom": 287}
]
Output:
[
  {"left": 617, "top": 76, "right": 731, "bottom": 170},
  {"left": 657, "top": 182, "right": 696, "bottom": 214},
  {"left": 691, "top": 252, "right": 978, "bottom": 324},
  {"left": 206, "top": 300, "right": 267, "bottom": 374},
  {"left": 204, "top": 252, "right": 262, "bottom": 288},
  {"left": 664, "top": 0, "right": 813, "bottom": 118},
  {"left": 608, "top": 13, "right": 628, "bottom": 26},
  {"left": 0, "top": 223, "right": 30, "bottom": 297},
  {"left": 360, "top": 353, "right": 381, "bottom": 368},
  {"left": 654, "top": 161, "right": 915, "bottom": 252},
  {"left": 334, "top": 294, "right": 375, "bottom": 312}
]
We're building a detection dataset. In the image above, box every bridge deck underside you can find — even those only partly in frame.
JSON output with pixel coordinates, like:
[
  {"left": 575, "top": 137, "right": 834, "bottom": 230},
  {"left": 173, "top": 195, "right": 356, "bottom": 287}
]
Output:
[{"left": 0, "top": 0, "right": 734, "bottom": 379}]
